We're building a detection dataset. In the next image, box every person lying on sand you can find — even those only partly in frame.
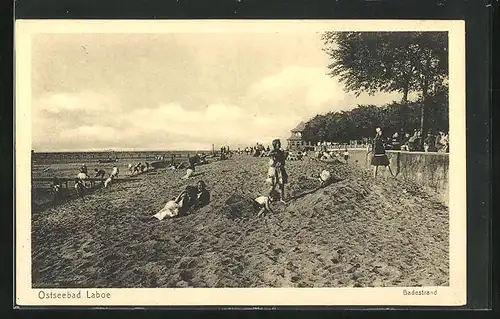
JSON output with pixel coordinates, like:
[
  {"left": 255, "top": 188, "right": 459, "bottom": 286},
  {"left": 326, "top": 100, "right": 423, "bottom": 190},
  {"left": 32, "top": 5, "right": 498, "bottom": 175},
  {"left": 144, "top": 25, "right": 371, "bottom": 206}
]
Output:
[
  {"left": 254, "top": 189, "right": 279, "bottom": 217},
  {"left": 153, "top": 185, "right": 198, "bottom": 220},
  {"left": 319, "top": 169, "right": 333, "bottom": 188}
]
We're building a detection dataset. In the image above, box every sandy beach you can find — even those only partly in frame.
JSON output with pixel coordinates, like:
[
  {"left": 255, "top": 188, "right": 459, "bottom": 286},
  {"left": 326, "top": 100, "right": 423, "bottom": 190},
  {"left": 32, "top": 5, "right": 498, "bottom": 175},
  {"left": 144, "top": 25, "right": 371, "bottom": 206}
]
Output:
[{"left": 31, "top": 155, "right": 449, "bottom": 288}]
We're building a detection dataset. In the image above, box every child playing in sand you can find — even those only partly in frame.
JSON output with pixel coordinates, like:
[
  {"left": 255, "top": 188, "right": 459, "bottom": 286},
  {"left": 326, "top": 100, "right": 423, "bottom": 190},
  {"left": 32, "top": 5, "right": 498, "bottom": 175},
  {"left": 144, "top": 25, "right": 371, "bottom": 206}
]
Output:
[{"left": 254, "top": 189, "right": 279, "bottom": 217}]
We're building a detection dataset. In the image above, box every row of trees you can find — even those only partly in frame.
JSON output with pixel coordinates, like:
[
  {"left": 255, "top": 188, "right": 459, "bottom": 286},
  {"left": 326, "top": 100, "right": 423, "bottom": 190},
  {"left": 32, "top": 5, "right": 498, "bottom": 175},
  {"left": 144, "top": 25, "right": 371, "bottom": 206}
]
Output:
[
  {"left": 319, "top": 31, "right": 448, "bottom": 141},
  {"left": 302, "top": 89, "right": 448, "bottom": 143}
]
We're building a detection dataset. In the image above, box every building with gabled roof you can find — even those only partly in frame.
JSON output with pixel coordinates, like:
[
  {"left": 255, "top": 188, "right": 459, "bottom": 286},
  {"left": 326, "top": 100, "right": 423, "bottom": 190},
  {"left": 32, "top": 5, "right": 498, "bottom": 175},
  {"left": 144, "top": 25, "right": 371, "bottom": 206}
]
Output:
[{"left": 287, "top": 121, "right": 313, "bottom": 151}]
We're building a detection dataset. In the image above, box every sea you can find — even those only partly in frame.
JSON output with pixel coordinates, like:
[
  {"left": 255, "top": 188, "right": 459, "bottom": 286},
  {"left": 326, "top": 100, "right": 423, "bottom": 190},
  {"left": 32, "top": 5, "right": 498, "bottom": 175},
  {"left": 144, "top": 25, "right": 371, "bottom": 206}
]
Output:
[{"left": 31, "top": 150, "right": 211, "bottom": 165}]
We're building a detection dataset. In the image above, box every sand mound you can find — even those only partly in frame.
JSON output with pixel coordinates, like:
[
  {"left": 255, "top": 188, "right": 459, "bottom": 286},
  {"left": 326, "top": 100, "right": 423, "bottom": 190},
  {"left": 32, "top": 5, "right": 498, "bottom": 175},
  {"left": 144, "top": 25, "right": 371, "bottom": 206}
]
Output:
[
  {"left": 32, "top": 155, "right": 448, "bottom": 288},
  {"left": 223, "top": 194, "right": 256, "bottom": 220}
]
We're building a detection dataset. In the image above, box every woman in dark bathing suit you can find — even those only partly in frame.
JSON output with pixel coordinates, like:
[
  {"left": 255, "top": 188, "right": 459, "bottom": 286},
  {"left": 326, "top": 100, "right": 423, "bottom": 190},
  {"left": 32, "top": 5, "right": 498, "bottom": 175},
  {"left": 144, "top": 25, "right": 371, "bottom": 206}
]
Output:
[{"left": 369, "top": 128, "right": 394, "bottom": 178}]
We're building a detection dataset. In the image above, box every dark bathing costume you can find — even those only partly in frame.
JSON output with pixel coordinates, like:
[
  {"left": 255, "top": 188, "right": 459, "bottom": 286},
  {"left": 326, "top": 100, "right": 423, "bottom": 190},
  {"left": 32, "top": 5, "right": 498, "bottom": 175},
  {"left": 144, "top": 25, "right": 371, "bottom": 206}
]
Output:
[
  {"left": 370, "top": 134, "right": 389, "bottom": 166},
  {"left": 270, "top": 148, "right": 288, "bottom": 184}
]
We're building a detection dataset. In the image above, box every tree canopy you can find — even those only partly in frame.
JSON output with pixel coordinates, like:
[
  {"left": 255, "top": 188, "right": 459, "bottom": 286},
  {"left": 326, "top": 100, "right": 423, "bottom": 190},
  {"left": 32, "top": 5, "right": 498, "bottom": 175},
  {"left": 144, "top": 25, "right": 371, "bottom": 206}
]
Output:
[
  {"left": 322, "top": 32, "right": 448, "bottom": 137},
  {"left": 302, "top": 90, "right": 448, "bottom": 143}
]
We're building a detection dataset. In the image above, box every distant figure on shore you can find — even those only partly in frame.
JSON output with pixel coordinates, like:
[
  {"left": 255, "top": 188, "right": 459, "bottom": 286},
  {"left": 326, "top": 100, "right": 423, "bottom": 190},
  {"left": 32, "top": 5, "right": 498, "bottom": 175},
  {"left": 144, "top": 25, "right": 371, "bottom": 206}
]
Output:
[
  {"left": 391, "top": 132, "right": 401, "bottom": 150},
  {"left": 368, "top": 127, "right": 394, "bottom": 178},
  {"left": 80, "top": 164, "right": 88, "bottom": 175},
  {"left": 343, "top": 148, "right": 349, "bottom": 163},
  {"left": 181, "top": 155, "right": 197, "bottom": 179},
  {"left": 111, "top": 165, "right": 119, "bottom": 178},
  {"left": 77, "top": 171, "right": 88, "bottom": 180},
  {"left": 435, "top": 131, "right": 449, "bottom": 153},
  {"left": 268, "top": 139, "right": 288, "bottom": 203},
  {"left": 94, "top": 168, "right": 106, "bottom": 179},
  {"left": 424, "top": 130, "right": 436, "bottom": 152},
  {"left": 132, "top": 163, "right": 141, "bottom": 175},
  {"left": 104, "top": 174, "right": 114, "bottom": 188},
  {"left": 74, "top": 178, "right": 86, "bottom": 201},
  {"left": 401, "top": 133, "right": 411, "bottom": 151},
  {"left": 145, "top": 162, "right": 150, "bottom": 171},
  {"left": 128, "top": 163, "right": 133, "bottom": 174},
  {"left": 52, "top": 177, "right": 62, "bottom": 202}
]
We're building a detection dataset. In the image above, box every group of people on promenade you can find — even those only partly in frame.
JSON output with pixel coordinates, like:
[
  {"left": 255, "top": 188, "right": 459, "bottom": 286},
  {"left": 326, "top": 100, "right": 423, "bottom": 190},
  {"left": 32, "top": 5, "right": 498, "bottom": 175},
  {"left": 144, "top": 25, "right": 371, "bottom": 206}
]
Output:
[{"left": 383, "top": 129, "right": 449, "bottom": 153}]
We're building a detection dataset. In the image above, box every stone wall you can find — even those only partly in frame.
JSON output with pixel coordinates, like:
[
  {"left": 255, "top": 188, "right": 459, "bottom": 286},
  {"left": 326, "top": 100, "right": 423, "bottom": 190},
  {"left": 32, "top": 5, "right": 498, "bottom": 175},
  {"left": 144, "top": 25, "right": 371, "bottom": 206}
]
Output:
[{"left": 347, "top": 149, "right": 449, "bottom": 205}]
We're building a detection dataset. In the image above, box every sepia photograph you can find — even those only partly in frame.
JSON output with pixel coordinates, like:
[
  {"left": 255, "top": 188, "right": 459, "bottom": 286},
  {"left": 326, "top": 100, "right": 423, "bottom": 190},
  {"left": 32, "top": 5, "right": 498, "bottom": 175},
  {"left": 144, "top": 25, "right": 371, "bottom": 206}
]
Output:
[{"left": 15, "top": 20, "right": 466, "bottom": 306}]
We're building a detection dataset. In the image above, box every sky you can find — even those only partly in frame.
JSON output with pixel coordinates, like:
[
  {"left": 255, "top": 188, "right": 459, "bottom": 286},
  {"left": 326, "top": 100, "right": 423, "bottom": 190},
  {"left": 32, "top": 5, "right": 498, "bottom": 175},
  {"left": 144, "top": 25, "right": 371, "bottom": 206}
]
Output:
[{"left": 31, "top": 32, "right": 404, "bottom": 152}]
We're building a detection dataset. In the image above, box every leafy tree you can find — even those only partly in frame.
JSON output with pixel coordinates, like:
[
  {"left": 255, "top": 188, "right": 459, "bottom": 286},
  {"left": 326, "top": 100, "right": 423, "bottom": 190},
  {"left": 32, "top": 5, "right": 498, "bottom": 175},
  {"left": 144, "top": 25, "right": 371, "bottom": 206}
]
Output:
[
  {"left": 302, "top": 90, "right": 448, "bottom": 144},
  {"left": 322, "top": 31, "right": 448, "bottom": 141}
]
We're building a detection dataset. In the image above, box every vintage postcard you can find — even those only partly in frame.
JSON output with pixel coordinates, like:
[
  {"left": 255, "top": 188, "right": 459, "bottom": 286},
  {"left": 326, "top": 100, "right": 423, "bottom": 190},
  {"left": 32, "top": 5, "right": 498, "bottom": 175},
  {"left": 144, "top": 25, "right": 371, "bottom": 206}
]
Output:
[{"left": 15, "top": 19, "right": 466, "bottom": 307}]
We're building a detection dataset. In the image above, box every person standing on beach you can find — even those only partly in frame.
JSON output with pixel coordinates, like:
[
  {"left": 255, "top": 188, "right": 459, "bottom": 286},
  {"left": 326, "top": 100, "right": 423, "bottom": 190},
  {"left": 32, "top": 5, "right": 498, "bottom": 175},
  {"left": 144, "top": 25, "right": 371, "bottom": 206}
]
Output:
[
  {"left": 368, "top": 128, "right": 394, "bottom": 178},
  {"left": 268, "top": 139, "right": 288, "bottom": 203}
]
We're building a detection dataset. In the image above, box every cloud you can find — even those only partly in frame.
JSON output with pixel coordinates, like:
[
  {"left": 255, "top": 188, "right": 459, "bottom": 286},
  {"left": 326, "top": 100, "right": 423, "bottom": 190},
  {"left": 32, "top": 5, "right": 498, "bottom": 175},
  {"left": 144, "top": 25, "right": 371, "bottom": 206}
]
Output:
[
  {"left": 32, "top": 92, "right": 302, "bottom": 151},
  {"left": 31, "top": 66, "right": 403, "bottom": 151},
  {"left": 129, "top": 103, "right": 301, "bottom": 148},
  {"left": 247, "top": 66, "right": 346, "bottom": 117}
]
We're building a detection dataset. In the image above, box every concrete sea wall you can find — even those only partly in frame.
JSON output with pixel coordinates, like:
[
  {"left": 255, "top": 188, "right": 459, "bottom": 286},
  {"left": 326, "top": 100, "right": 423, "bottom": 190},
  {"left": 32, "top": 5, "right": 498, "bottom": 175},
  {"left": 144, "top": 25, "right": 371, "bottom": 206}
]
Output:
[{"left": 347, "top": 149, "right": 449, "bottom": 205}]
